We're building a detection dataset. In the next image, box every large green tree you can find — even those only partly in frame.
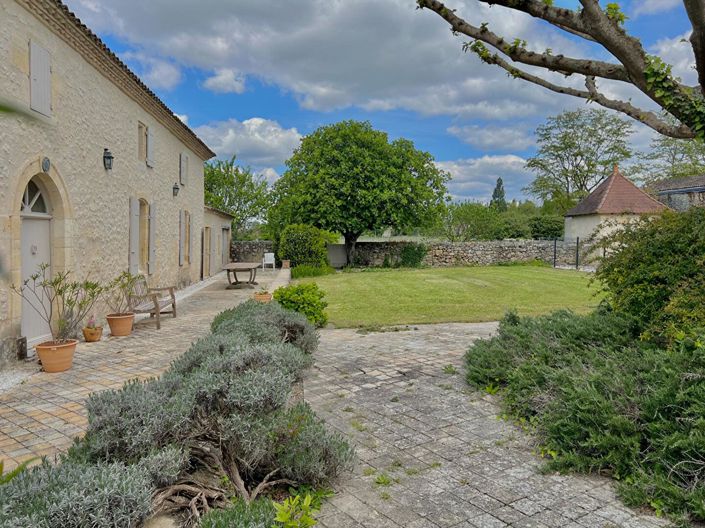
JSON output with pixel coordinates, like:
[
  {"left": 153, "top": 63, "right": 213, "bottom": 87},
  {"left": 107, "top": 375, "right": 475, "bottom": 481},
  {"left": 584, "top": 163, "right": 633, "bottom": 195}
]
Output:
[
  {"left": 489, "top": 177, "right": 507, "bottom": 212},
  {"left": 637, "top": 133, "right": 705, "bottom": 185},
  {"left": 417, "top": 1, "right": 705, "bottom": 140},
  {"left": 525, "top": 109, "right": 633, "bottom": 209},
  {"left": 271, "top": 120, "right": 449, "bottom": 262},
  {"left": 204, "top": 157, "right": 271, "bottom": 238}
]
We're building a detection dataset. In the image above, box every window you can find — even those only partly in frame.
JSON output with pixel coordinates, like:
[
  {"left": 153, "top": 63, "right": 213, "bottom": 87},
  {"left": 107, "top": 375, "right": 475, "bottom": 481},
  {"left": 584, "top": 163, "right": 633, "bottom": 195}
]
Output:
[
  {"left": 21, "top": 180, "right": 48, "bottom": 215},
  {"left": 138, "top": 122, "right": 154, "bottom": 167},
  {"left": 30, "top": 41, "right": 51, "bottom": 116},
  {"left": 179, "top": 210, "right": 191, "bottom": 266}
]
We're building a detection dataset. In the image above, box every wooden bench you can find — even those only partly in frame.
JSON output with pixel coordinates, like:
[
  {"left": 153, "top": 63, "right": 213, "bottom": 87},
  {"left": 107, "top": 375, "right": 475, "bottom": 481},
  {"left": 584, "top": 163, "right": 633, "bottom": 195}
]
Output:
[{"left": 128, "top": 276, "right": 176, "bottom": 330}]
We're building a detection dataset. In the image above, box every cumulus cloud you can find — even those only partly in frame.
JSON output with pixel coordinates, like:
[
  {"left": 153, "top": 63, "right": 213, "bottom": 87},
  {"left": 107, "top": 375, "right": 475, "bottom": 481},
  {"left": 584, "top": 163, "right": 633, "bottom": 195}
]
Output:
[
  {"left": 651, "top": 32, "right": 696, "bottom": 84},
  {"left": 194, "top": 117, "right": 301, "bottom": 168},
  {"left": 632, "top": 0, "right": 681, "bottom": 16},
  {"left": 448, "top": 124, "right": 534, "bottom": 152},
  {"left": 120, "top": 51, "right": 182, "bottom": 90},
  {"left": 65, "top": 0, "right": 584, "bottom": 119},
  {"left": 437, "top": 155, "right": 531, "bottom": 202},
  {"left": 203, "top": 68, "right": 246, "bottom": 94}
]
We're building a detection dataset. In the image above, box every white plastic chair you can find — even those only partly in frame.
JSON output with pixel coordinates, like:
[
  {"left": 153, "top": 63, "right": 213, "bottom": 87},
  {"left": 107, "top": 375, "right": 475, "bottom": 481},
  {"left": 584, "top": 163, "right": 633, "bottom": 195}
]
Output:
[{"left": 262, "top": 252, "right": 275, "bottom": 270}]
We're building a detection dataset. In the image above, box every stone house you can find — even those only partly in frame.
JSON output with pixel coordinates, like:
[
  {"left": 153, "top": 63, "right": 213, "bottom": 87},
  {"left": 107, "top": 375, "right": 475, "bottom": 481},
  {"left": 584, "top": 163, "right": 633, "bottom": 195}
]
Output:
[
  {"left": 650, "top": 175, "right": 705, "bottom": 211},
  {"left": 0, "top": 0, "right": 219, "bottom": 360},
  {"left": 203, "top": 206, "right": 234, "bottom": 279},
  {"left": 564, "top": 167, "right": 668, "bottom": 241}
]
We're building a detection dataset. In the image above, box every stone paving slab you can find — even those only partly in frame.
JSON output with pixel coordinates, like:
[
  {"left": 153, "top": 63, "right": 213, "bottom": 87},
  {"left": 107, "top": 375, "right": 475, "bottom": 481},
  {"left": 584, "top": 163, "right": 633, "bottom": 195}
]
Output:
[
  {"left": 306, "top": 324, "right": 670, "bottom": 528},
  {"left": 0, "top": 269, "right": 285, "bottom": 470}
]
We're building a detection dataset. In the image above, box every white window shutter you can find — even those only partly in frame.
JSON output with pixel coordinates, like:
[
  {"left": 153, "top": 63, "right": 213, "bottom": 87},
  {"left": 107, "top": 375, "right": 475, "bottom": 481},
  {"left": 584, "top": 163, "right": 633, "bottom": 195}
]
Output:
[
  {"left": 179, "top": 209, "right": 185, "bottom": 266},
  {"left": 180, "top": 153, "right": 189, "bottom": 186},
  {"left": 148, "top": 202, "right": 156, "bottom": 275},
  {"left": 146, "top": 128, "right": 154, "bottom": 167},
  {"left": 30, "top": 41, "right": 51, "bottom": 116},
  {"left": 210, "top": 227, "right": 217, "bottom": 274},
  {"left": 128, "top": 197, "right": 140, "bottom": 275}
]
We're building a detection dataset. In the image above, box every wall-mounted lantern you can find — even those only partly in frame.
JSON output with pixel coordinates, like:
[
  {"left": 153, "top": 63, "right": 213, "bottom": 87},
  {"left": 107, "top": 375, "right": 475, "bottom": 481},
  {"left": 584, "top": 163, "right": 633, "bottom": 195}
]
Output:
[
  {"left": 173, "top": 182, "right": 180, "bottom": 197},
  {"left": 103, "top": 148, "right": 114, "bottom": 170}
]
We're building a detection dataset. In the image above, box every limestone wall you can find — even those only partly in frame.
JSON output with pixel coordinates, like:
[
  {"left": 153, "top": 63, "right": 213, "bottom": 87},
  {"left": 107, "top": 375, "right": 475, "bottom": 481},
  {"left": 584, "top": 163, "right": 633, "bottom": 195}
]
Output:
[
  {"left": 0, "top": 1, "right": 210, "bottom": 357},
  {"left": 231, "top": 240, "right": 273, "bottom": 263}
]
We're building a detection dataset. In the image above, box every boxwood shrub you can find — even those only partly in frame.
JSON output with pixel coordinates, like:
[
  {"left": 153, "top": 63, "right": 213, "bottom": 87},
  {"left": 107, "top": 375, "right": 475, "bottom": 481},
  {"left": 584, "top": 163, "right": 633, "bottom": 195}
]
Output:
[{"left": 273, "top": 283, "right": 328, "bottom": 328}]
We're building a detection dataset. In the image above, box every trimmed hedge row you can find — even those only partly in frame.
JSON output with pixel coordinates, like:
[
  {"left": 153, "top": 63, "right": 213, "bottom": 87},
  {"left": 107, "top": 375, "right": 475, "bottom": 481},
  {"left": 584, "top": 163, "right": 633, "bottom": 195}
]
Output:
[{"left": 0, "top": 300, "right": 353, "bottom": 527}]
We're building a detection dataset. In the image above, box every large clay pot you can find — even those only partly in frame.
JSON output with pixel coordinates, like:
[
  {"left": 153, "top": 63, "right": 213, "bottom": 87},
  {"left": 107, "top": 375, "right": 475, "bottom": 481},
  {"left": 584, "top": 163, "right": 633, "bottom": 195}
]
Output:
[
  {"left": 35, "top": 340, "right": 78, "bottom": 373},
  {"left": 82, "top": 326, "right": 103, "bottom": 342},
  {"left": 253, "top": 292, "right": 273, "bottom": 303},
  {"left": 282, "top": 260, "right": 290, "bottom": 269},
  {"left": 106, "top": 313, "right": 135, "bottom": 336}
]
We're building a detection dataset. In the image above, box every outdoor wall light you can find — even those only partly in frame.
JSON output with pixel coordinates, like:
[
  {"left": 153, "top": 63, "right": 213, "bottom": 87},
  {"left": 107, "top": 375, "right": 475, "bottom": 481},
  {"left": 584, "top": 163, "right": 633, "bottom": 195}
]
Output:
[
  {"left": 103, "top": 148, "right": 114, "bottom": 170},
  {"left": 173, "top": 182, "right": 180, "bottom": 197}
]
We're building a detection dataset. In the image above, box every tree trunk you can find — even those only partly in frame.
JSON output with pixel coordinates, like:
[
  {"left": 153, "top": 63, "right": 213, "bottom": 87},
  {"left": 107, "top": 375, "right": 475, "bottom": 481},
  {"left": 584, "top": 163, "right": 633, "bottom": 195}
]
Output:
[{"left": 344, "top": 234, "right": 359, "bottom": 266}]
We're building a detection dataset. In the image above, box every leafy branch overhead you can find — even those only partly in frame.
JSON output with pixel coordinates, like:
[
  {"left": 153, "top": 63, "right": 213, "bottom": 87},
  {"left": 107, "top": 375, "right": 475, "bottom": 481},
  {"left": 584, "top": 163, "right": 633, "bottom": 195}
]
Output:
[{"left": 417, "top": 0, "right": 705, "bottom": 139}]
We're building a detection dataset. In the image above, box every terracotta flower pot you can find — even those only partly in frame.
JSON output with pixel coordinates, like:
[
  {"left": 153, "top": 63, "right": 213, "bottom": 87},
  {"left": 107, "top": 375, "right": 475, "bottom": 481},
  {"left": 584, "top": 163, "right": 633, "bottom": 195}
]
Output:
[
  {"left": 35, "top": 340, "right": 77, "bottom": 373},
  {"left": 254, "top": 292, "right": 273, "bottom": 303},
  {"left": 282, "top": 260, "right": 290, "bottom": 269},
  {"left": 82, "top": 326, "right": 103, "bottom": 342},
  {"left": 106, "top": 313, "right": 135, "bottom": 336}
]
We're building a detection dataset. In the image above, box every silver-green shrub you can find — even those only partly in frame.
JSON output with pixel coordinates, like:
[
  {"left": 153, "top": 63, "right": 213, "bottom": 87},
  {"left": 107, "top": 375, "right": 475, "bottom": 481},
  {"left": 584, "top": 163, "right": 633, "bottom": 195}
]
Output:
[{"left": 200, "top": 498, "right": 275, "bottom": 528}]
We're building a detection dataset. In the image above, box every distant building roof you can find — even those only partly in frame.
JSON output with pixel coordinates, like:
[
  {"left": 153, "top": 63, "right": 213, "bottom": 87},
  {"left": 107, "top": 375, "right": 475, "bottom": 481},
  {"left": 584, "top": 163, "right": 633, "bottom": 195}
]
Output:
[
  {"left": 204, "top": 205, "right": 235, "bottom": 219},
  {"left": 650, "top": 175, "right": 705, "bottom": 194},
  {"left": 565, "top": 167, "right": 668, "bottom": 217}
]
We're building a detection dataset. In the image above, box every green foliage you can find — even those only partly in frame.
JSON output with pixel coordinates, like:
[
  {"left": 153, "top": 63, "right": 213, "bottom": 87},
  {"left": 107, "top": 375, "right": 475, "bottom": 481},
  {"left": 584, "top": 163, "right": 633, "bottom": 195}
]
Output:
[
  {"left": 398, "top": 242, "right": 427, "bottom": 268},
  {"left": 274, "top": 284, "right": 328, "bottom": 327},
  {"left": 273, "top": 493, "right": 319, "bottom": 527},
  {"left": 278, "top": 224, "right": 330, "bottom": 267},
  {"left": 201, "top": 498, "right": 276, "bottom": 528},
  {"left": 270, "top": 120, "right": 448, "bottom": 260},
  {"left": 0, "top": 458, "right": 37, "bottom": 486},
  {"left": 204, "top": 156, "right": 271, "bottom": 237},
  {"left": 594, "top": 209, "right": 705, "bottom": 341},
  {"left": 466, "top": 310, "right": 705, "bottom": 523},
  {"left": 604, "top": 3, "right": 627, "bottom": 24},
  {"left": 0, "top": 460, "right": 152, "bottom": 527},
  {"left": 528, "top": 215, "right": 564, "bottom": 239},
  {"left": 525, "top": 109, "right": 633, "bottom": 209},
  {"left": 489, "top": 177, "right": 507, "bottom": 212},
  {"left": 291, "top": 264, "right": 336, "bottom": 279}
]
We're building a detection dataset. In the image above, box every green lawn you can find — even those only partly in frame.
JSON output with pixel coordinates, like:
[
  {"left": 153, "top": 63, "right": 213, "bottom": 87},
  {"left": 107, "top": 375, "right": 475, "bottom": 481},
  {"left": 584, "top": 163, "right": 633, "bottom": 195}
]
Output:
[{"left": 298, "top": 265, "right": 601, "bottom": 327}]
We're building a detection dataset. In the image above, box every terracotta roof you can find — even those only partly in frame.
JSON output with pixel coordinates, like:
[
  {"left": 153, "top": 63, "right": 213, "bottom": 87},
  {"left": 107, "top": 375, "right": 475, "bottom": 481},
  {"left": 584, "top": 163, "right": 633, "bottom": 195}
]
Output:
[
  {"left": 565, "top": 167, "right": 669, "bottom": 217},
  {"left": 18, "top": 0, "right": 215, "bottom": 160},
  {"left": 204, "top": 205, "right": 235, "bottom": 219},
  {"left": 650, "top": 175, "right": 705, "bottom": 193}
]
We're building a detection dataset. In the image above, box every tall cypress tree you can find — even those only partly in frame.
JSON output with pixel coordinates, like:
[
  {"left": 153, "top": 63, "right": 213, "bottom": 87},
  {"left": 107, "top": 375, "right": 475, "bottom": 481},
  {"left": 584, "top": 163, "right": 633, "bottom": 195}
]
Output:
[{"left": 490, "top": 177, "right": 507, "bottom": 212}]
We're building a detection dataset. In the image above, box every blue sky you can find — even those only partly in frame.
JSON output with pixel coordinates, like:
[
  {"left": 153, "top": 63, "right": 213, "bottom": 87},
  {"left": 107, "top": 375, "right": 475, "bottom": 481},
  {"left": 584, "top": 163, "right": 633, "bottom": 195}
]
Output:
[{"left": 65, "top": 0, "right": 694, "bottom": 202}]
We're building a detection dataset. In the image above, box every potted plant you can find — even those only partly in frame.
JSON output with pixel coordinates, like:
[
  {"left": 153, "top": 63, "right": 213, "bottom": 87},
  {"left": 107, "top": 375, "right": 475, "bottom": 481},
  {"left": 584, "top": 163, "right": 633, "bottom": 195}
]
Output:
[
  {"left": 82, "top": 314, "right": 103, "bottom": 342},
  {"left": 12, "top": 263, "right": 103, "bottom": 373},
  {"left": 104, "top": 271, "right": 139, "bottom": 337},
  {"left": 282, "top": 260, "right": 291, "bottom": 269},
  {"left": 253, "top": 288, "right": 273, "bottom": 303}
]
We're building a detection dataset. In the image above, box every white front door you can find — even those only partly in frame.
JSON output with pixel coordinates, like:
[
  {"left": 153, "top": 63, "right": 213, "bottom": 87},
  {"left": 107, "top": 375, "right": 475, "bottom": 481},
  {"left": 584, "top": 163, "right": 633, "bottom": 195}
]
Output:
[{"left": 20, "top": 217, "right": 52, "bottom": 343}]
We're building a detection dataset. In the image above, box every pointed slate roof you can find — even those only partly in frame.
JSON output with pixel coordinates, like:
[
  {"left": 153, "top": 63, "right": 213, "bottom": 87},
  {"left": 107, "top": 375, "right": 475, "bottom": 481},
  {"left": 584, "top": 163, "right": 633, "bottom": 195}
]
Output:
[{"left": 565, "top": 167, "right": 669, "bottom": 217}]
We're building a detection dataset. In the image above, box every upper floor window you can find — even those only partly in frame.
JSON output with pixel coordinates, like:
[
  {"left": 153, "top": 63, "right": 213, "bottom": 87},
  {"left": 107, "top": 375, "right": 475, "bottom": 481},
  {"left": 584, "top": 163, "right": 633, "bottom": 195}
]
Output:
[
  {"left": 30, "top": 41, "right": 51, "bottom": 117},
  {"left": 138, "top": 122, "right": 154, "bottom": 167}
]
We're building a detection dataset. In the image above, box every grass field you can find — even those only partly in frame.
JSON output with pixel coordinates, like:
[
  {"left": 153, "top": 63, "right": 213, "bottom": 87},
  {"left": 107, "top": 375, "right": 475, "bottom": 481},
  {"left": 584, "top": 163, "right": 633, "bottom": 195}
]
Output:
[{"left": 298, "top": 265, "right": 601, "bottom": 327}]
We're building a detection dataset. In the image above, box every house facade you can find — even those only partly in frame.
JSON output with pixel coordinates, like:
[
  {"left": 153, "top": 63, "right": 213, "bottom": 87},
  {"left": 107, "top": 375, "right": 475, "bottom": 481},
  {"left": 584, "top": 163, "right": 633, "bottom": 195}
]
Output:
[
  {"left": 564, "top": 167, "right": 668, "bottom": 241},
  {"left": 651, "top": 175, "right": 705, "bottom": 211},
  {"left": 0, "top": 0, "right": 216, "bottom": 360},
  {"left": 203, "top": 207, "right": 234, "bottom": 279}
]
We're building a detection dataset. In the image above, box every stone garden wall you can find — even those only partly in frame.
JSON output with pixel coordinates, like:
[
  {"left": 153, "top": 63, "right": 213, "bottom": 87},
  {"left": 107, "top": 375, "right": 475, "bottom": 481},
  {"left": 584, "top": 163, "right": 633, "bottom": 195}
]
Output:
[{"left": 231, "top": 240, "right": 274, "bottom": 263}]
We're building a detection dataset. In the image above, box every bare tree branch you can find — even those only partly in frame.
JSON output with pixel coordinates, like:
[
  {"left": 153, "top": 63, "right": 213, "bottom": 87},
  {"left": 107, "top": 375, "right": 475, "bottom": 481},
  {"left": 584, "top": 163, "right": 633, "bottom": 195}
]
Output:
[{"left": 684, "top": 0, "right": 705, "bottom": 96}]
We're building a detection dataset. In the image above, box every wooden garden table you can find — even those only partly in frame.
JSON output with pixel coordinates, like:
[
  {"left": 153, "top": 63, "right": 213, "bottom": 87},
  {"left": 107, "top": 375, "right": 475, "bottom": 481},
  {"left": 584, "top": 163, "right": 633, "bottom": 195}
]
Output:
[{"left": 223, "top": 262, "right": 260, "bottom": 287}]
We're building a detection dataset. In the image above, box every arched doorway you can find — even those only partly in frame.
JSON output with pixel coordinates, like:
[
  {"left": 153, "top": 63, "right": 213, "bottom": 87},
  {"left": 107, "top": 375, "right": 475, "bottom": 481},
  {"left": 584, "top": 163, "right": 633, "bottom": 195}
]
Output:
[{"left": 20, "top": 178, "right": 52, "bottom": 343}]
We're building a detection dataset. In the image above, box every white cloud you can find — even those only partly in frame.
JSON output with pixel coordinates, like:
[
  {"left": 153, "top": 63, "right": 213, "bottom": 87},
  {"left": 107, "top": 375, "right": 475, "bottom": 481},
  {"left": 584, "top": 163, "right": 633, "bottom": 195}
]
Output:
[
  {"left": 65, "top": 0, "right": 585, "bottom": 119},
  {"left": 448, "top": 124, "right": 534, "bottom": 152},
  {"left": 633, "top": 0, "right": 681, "bottom": 16},
  {"left": 194, "top": 117, "right": 301, "bottom": 168},
  {"left": 121, "top": 51, "right": 182, "bottom": 90},
  {"left": 203, "top": 68, "right": 246, "bottom": 94},
  {"left": 651, "top": 32, "right": 696, "bottom": 84},
  {"left": 437, "top": 155, "right": 530, "bottom": 202},
  {"left": 175, "top": 113, "right": 188, "bottom": 124}
]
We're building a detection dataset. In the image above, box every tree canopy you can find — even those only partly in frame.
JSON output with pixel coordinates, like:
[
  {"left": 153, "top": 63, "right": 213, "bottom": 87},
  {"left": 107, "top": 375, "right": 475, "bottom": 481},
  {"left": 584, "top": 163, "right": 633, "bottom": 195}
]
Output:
[
  {"left": 204, "top": 157, "right": 271, "bottom": 238},
  {"left": 270, "top": 120, "right": 449, "bottom": 262},
  {"left": 490, "top": 177, "right": 507, "bottom": 212},
  {"left": 525, "top": 109, "right": 633, "bottom": 209},
  {"left": 417, "top": 0, "right": 705, "bottom": 140},
  {"left": 636, "top": 132, "right": 705, "bottom": 185}
]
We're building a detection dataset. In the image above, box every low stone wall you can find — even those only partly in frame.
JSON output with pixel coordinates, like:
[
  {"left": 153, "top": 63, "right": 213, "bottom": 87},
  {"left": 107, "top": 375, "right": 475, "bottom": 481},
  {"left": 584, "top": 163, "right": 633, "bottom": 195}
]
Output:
[
  {"left": 231, "top": 240, "right": 273, "bottom": 263},
  {"left": 330, "top": 240, "right": 593, "bottom": 268}
]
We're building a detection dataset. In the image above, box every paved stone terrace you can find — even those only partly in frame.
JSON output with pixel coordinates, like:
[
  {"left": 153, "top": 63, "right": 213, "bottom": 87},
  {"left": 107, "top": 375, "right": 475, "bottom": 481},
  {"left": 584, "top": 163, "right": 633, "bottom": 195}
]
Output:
[
  {"left": 0, "top": 269, "right": 286, "bottom": 471},
  {"left": 306, "top": 324, "right": 669, "bottom": 528}
]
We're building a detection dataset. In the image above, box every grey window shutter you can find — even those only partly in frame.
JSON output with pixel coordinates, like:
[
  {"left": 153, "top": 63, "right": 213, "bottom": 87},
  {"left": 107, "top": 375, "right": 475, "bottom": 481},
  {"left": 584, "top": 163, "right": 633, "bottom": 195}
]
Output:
[
  {"left": 180, "top": 153, "right": 189, "bottom": 185},
  {"left": 210, "top": 227, "right": 217, "bottom": 274},
  {"left": 128, "top": 197, "right": 140, "bottom": 275},
  {"left": 179, "top": 209, "right": 185, "bottom": 266},
  {"left": 189, "top": 214, "right": 195, "bottom": 265},
  {"left": 30, "top": 41, "right": 51, "bottom": 116},
  {"left": 148, "top": 202, "right": 156, "bottom": 275},
  {"left": 146, "top": 128, "right": 154, "bottom": 167}
]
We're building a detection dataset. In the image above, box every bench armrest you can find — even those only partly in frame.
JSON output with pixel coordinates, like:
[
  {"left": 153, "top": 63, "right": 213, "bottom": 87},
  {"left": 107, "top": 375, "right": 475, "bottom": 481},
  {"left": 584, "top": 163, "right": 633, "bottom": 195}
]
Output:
[{"left": 148, "top": 286, "right": 175, "bottom": 292}]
